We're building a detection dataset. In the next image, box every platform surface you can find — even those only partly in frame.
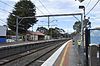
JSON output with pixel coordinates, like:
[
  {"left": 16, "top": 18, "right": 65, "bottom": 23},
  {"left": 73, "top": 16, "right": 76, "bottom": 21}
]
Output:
[{"left": 42, "top": 40, "right": 81, "bottom": 66}]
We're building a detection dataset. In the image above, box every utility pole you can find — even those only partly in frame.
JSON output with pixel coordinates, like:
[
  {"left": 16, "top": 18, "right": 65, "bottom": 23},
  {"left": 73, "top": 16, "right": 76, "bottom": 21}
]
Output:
[
  {"left": 15, "top": 16, "right": 35, "bottom": 42},
  {"left": 16, "top": 16, "right": 19, "bottom": 42},
  {"left": 48, "top": 16, "right": 50, "bottom": 29}
]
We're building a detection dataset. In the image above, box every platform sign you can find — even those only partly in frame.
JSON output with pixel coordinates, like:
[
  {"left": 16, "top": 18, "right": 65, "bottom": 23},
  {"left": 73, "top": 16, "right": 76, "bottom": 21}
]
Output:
[
  {"left": 0, "top": 26, "right": 7, "bottom": 36},
  {"left": 90, "top": 29, "right": 100, "bottom": 45}
]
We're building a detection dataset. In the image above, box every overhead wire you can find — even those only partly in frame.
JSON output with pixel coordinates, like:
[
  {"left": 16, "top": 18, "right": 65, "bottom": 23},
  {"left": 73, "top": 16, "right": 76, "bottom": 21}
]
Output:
[
  {"left": 38, "top": 0, "right": 51, "bottom": 14},
  {"left": 0, "top": 0, "right": 45, "bottom": 15},
  {"left": 85, "top": 0, "right": 92, "bottom": 8},
  {"left": 32, "top": 0, "right": 44, "bottom": 14},
  {"left": 36, "top": 6, "right": 45, "bottom": 15},
  {"left": 73, "top": 15, "right": 80, "bottom": 21},
  {"left": 0, "top": 0, "right": 47, "bottom": 29},
  {"left": 38, "top": 0, "right": 80, "bottom": 21},
  {"left": 0, "top": 8, "right": 9, "bottom": 25},
  {"left": 0, "top": 19, "right": 7, "bottom": 25},
  {"left": 86, "top": 0, "right": 100, "bottom": 15},
  {"left": 0, "top": 7, "right": 11, "bottom": 14},
  {"left": 0, "top": 0, "right": 14, "bottom": 8},
  {"left": 0, "top": 0, "right": 80, "bottom": 23},
  {"left": 38, "top": 0, "right": 57, "bottom": 20}
]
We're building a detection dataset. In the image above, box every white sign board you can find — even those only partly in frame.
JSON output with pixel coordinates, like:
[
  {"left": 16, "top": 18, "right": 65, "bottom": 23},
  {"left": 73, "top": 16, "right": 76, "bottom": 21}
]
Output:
[
  {"left": 97, "top": 51, "right": 99, "bottom": 58},
  {"left": 0, "top": 26, "right": 7, "bottom": 36}
]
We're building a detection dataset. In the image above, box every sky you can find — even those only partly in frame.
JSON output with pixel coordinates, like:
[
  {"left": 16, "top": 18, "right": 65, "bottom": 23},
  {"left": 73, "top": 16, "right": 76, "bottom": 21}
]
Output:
[{"left": 0, "top": 0, "right": 100, "bottom": 33}]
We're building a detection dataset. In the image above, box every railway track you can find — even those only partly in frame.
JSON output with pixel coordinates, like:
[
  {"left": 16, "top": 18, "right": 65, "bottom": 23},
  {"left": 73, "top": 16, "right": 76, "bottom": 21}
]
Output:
[
  {"left": 0, "top": 41, "right": 65, "bottom": 66},
  {"left": 25, "top": 43, "right": 62, "bottom": 66}
]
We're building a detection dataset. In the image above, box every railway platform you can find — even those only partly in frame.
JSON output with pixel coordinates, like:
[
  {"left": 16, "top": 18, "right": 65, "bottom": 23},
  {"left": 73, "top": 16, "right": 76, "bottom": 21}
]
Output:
[{"left": 42, "top": 40, "right": 81, "bottom": 66}]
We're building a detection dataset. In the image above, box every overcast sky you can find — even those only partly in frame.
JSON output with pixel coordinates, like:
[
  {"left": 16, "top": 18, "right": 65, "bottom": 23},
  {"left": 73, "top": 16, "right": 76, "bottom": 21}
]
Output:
[{"left": 0, "top": 0, "right": 100, "bottom": 33}]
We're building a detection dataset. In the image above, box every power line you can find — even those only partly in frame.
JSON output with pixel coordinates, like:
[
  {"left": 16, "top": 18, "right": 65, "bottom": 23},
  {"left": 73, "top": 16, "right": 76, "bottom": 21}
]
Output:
[
  {"left": 73, "top": 15, "right": 80, "bottom": 21},
  {"left": 0, "top": 19, "right": 7, "bottom": 25},
  {"left": 0, "top": 0, "right": 80, "bottom": 22},
  {"left": 0, "top": 7, "right": 11, "bottom": 13},
  {"left": 32, "top": 0, "right": 45, "bottom": 14},
  {"left": 0, "top": 0, "right": 14, "bottom": 8},
  {"left": 86, "top": 0, "right": 100, "bottom": 15},
  {"left": 0, "top": 0, "right": 45, "bottom": 16},
  {"left": 38, "top": 0, "right": 80, "bottom": 21},
  {"left": 36, "top": 6, "right": 45, "bottom": 14},
  {"left": 38, "top": 0, "right": 56, "bottom": 20},
  {"left": 85, "top": 0, "right": 91, "bottom": 8},
  {"left": 38, "top": 0, "right": 51, "bottom": 15}
]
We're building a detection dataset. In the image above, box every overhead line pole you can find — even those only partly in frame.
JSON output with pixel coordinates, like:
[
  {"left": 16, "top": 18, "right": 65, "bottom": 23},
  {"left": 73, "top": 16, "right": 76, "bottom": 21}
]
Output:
[
  {"left": 15, "top": 16, "right": 36, "bottom": 42},
  {"left": 48, "top": 16, "right": 50, "bottom": 29},
  {"left": 36, "top": 13, "right": 82, "bottom": 17},
  {"left": 36, "top": 13, "right": 84, "bottom": 66},
  {"left": 15, "top": 13, "right": 83, "bottom": 45},
  {"left": 15, "top": 16, "right": 19, "bottom": 42}
]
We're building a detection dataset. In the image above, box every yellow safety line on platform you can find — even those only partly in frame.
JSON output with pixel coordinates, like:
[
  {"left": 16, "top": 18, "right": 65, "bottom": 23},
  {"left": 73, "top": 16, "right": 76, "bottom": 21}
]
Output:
[{"left": 60, "top": 40, "right": 71, "bottom": 66}]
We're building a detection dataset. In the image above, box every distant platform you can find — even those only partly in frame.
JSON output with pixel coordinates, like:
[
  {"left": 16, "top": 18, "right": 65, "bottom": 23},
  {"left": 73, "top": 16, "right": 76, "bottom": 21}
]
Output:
[{"left": 0, "top": 39, "right": 67, "bottom": 49}]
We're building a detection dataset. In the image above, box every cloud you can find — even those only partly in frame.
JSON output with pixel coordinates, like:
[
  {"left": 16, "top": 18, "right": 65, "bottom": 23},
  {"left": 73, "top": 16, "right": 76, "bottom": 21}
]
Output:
[{"left": 0, "top": 0, "right": 100, "bottom": 32}]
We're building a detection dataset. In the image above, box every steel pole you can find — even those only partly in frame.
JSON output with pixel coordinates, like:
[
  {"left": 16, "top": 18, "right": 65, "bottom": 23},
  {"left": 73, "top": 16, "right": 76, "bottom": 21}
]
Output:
[
  {"left": 48, "top": 16, "right": 50, "bottom": 29},
  {"left": 83, "top": 7, "right": 85, "bottom": 20},
  {"left": 16, "top": 17, "right": 19, "bottom": 42},
  {"left": 81, "top": 14, "right": 85, "bottom": 66}
]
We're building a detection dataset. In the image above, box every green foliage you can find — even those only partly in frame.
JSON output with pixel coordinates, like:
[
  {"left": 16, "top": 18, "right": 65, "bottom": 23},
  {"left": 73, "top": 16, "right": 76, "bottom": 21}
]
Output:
[
  {"left": 73, "top": 21, "right": 81, "bottom": 33},
  {"left": 48, "top": 27, "right": 66, "bottom": 38},
  {"left": 70, "top": 31, "right": 78, "bottom": 37},
  {"left": 7, "top": 30, "right": 16, "bottom": 35},
  {"left": 36, "top": 27, "right": 48, "bottom": 34},
  {"left": 7, "top": 0, "right": 37, "bottom": 34},
  {"left": 36, "top": 27, "right": 67, "bottom": 39},
  {"left": 83, "top": 19, "right": 90, "bottom": 28}
]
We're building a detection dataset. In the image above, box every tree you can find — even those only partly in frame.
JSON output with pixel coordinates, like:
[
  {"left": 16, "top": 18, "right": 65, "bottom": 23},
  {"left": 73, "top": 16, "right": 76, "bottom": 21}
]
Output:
[
  {"left": 70, "top": 31, "right": 78, "bottom": 37},
  {"left": 36, "top": 26, "right": 67, "bottom": 39},
  {"left": 83, "top": 19, "right": 90, "bottom": 28},
  {"left": 73, "top": 21, "right": 81, "bottom": 33},
  {"left": 36, "top": 27, "right": 48, "bottom": 34},
  {"left": 48, "top": 27, "right": 66, "bottom": 38},
  {"left": 7, "top": 0, "right": 37, "bottom": 34},
  {"left": 48, "top": 28, "right": 59, "bottom": 38}
]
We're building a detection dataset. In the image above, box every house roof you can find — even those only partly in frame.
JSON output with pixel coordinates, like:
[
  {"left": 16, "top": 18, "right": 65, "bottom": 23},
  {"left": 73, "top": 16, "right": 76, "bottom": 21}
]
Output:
[{"left": 28, "top": 31, "right": 45, "bottom": 36}]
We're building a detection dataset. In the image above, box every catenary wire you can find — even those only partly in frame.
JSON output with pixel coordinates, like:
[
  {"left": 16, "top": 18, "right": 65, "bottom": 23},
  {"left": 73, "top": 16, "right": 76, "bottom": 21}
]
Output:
[
  {"left": 0, "top": 0, "right": 45, "bottom": 15},
  {"left": 38, "top": 0, "right": 57, "bottom": 20},
  {"left": 86, "top": 0, "right": 100, "bottom": 15},
  {"left": 85, "top": 0, "right": 92, "bottom": 8},
  {"left": 0, "top": 0, "right": 80, "bottom": 23},
  {"left": 0, "top": 0, "right": 14, "bottom": 8},
  {"left": 38, "top": 0, "right": 80, "bottom": 21},
  {"left": 0, "top": 19, "right": 7, "bottom": 25}
]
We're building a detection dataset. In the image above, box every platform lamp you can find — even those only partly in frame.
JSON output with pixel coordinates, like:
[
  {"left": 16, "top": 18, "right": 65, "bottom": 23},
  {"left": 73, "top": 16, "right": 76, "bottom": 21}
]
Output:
[
  {"left": 75, "top": 0, "right": 84, "bottom": 2},
  {"left": 79, "top": 5, "right": 89, "bottom": 66},
  {"left": 79, "top": 6, "right": 85, "bottom": 20}
]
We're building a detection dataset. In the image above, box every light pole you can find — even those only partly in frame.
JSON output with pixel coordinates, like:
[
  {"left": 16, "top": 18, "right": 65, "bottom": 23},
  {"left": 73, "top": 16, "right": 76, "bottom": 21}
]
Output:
[
  {"left": 79, "top": 5, "right": 89, "bottom": 66},
  {"left": 79, "top": 5, "right": 86, "bottom": 66},
  {"left": 79, "top": 6, "right": 86, "bottom": 48},
  {"left": 79, "top": 6, "right": 85, "bottom": 20}
]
